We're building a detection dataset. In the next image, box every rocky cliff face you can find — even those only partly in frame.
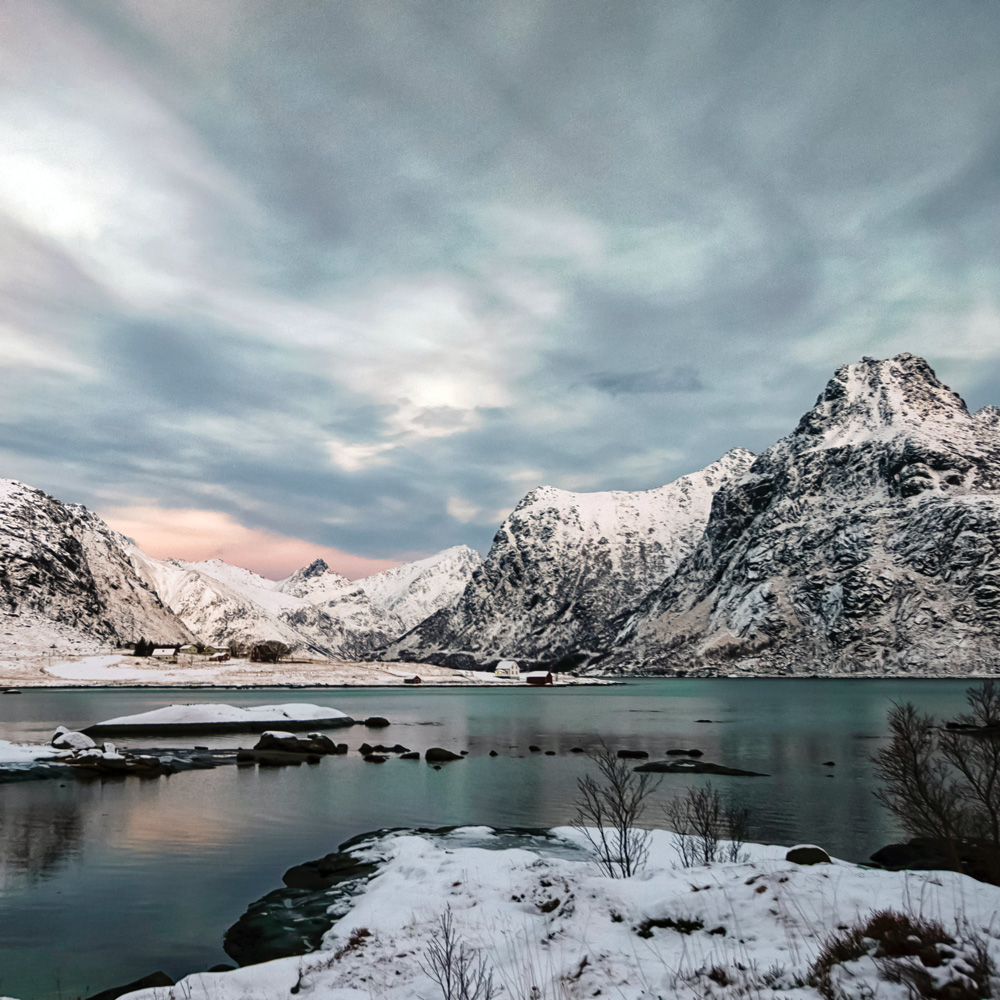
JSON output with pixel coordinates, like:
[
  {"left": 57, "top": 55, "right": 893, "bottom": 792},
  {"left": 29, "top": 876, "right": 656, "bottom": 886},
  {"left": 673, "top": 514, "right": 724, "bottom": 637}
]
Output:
[
  {"left": 0, "top": 480, "right": 193, "bottom": 645},
  {"left": 607, "top": 354, "right": 1000, "bottom": 675},
  {"left": 383, "top": 449, "right": 755, "bottom": 668}
]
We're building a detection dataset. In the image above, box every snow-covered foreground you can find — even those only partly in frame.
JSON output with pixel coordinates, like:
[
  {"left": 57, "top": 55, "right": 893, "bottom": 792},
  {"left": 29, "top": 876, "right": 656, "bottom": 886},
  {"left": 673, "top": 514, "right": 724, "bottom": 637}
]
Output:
[{"left": 121, "top": 828, "right": 1000, "bottom": 1000}]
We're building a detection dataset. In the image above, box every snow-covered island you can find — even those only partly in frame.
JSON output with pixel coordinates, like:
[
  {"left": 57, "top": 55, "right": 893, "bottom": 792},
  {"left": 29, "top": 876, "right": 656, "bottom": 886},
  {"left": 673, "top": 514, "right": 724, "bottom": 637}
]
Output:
[
  {"left": 84, "top": 702, "right": 356, "bottom": 735},
  {"left": 117, "top": 826, "right": 1000, "bottom": 1000}
]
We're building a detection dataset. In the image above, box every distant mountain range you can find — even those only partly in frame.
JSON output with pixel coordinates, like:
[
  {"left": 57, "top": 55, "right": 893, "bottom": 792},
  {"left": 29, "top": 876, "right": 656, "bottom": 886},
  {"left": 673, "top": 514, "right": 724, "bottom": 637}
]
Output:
[
  {"left": 3, "top": 353, "right": 999, "bottom": 675},
  {"left": 0, "top": 477, "right": 480, "bottom": 659}
]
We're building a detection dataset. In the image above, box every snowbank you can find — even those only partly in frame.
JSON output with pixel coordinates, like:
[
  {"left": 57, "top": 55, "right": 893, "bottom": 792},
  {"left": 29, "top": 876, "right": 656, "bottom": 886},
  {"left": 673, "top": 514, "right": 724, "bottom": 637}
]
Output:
[
  {"left": 0, "top": 740, "right": 60, "bottom": 764},
  {"left": 44, "top": 655, "right": 142, "bottom": 681},
  {"left": 119, "top": 827, "right": 1000, "bottom": 1000}
]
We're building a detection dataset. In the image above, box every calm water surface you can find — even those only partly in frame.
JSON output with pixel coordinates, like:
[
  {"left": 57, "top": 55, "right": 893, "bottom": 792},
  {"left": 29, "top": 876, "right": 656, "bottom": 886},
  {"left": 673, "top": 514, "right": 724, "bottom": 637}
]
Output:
[{"left": 0, "top": 679, "right": 980, "bottom": 999}]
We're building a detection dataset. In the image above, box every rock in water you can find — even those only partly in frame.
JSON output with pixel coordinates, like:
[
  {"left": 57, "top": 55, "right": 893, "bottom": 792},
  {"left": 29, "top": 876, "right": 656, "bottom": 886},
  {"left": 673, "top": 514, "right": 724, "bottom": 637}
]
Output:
[
  {"left": 51, "top": 726, "right": 96, "bottom": 751},
  {"left": 383, "top": 450, "right": 755, "bottom": 668},
  {"left": 425, "top": 747, "right": 463, "bottom": 762},
  {"left": 609, "top": 354, "right": 1000, "bottom": 675}
]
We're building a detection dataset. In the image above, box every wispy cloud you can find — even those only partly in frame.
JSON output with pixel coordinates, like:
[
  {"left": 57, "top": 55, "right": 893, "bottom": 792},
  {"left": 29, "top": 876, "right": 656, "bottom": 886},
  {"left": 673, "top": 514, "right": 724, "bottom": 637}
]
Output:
[{"left": 1, "top": 0, "right": 999, "bottom": 564}]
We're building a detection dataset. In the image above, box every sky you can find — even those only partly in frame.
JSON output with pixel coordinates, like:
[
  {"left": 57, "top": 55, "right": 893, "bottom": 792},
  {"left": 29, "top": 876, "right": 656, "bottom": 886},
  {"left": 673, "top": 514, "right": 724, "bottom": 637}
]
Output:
[{"left": 1, "top": 1, "right": 999, "bottom": 578}]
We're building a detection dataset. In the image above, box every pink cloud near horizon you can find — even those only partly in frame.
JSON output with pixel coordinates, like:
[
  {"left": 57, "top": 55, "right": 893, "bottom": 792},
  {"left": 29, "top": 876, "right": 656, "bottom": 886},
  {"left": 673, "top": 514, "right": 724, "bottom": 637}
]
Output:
[{"left": 101, "top": 504, "right": 404, "bottom": 580}]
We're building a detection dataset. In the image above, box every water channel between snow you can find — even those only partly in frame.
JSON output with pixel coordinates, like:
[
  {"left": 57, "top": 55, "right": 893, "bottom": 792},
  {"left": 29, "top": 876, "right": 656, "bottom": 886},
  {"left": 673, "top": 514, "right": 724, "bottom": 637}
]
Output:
[{"left": 0, "top": 678, "right": 981, "bottom": 1000}]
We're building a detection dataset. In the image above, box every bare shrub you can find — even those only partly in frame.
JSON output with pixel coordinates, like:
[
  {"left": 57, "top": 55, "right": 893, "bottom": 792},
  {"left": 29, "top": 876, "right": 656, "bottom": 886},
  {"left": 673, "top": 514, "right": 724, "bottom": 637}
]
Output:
[
  {"left": 666, "top": 784, "right": 751, "bottom": 867},
  {"left": 420, "top": 907, "right": 501, "bottom": 1000},
  {"left": 809, "top": 909, "right": 995, "bottom": 1000},
  {"left": 873, "top": 681, "right": 1000, "bottom": 883},
  {"left": 573, "top": 744, "right": 659, "bottom": 878}
]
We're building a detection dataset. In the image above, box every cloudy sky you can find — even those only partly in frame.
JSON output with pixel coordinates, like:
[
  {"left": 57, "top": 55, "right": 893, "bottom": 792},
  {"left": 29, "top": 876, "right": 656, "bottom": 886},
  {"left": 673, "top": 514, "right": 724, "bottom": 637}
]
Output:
[{"left": 2, "top": 1, "right": 999, "bottom": 577}]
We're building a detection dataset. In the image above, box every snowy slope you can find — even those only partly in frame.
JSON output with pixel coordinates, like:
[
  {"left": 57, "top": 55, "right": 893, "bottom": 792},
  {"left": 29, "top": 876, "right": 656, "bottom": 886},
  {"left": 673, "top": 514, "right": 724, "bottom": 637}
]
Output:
[
  {"left": 608, "top": 353, "right": 1000, "bottom": 675},
  {"left": 359, "top": 545, "right": 481, "bottom": 630},
  {"left": 383, "top": 450, "right": 755, "bottom": 668},
  {"left": 0, "top": 480, "right": 192, "bottom": 645}
]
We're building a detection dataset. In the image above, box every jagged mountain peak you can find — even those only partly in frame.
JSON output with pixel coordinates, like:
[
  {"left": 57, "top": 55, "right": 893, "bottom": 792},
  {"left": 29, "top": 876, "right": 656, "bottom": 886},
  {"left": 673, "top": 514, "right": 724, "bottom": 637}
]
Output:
[
  {"left": 300, "top": 558, "right": 330, "bottom": 577},
  {"left": 793, "top": 353, "right": 970, "bottom": 448},
  {"left": 607, "top": 353, "right": 1000, "bottom": 676}
]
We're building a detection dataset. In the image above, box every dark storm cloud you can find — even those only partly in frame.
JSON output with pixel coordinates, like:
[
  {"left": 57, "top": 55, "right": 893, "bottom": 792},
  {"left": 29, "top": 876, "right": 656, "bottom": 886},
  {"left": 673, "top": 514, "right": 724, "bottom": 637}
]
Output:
[{"left": 1, "top": 0, "right": 1000, "bottom": 572}]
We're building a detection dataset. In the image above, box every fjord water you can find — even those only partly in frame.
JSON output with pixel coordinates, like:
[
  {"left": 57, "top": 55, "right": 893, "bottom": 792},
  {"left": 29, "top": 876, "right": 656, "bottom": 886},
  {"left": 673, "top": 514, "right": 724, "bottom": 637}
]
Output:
[{"left": 0, "top": 679, "right": 978, "bottom": 999}]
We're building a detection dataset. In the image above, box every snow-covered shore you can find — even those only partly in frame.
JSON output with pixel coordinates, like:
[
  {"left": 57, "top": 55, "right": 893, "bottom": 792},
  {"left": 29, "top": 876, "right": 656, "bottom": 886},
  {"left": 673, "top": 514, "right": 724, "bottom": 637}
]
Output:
[
  {"left": 117, "top": 826, "right": 1000, "bottom": 1000},
  {"left": 0, "top": 648, "right": 614, "bottom": 688}
]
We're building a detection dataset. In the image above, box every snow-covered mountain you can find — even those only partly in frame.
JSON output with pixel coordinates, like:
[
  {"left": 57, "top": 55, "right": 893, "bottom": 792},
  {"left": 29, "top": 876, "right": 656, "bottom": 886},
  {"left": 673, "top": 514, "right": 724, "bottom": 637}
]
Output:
[
  {"left": 606, "top": 353, "right": 1000, "bottom": 675},
  {"left": 0, "top": 477, "right": 480, "bottom": 660},
  {"left": 0, "top": 480, "right": 193, "bottom": 646},
  {"left": 126, "top": 549, "right": 475, "bottom": 660},
  {"left": 359, "top": 545, "right": 481, "bottom": 630},
  {"left": 383, "top": 449, "right": 755, "bottom": 668}
]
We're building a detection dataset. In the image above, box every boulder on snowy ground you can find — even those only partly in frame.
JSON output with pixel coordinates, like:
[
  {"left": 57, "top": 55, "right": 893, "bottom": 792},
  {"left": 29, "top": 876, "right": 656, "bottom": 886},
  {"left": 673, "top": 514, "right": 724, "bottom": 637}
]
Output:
[{"left": 785, "top": 844, "right": 831, "bottom": 865}]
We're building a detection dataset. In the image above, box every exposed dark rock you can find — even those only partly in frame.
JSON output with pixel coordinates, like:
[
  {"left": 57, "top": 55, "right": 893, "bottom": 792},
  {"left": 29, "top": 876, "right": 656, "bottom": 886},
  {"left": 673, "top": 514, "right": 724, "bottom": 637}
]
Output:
[
  {"left": 363, "top": 754, "right": 388, "bottom": 763},
  {"left": 489, "top": 750, "right": 499, "bottom": 756},
  {"left": 822, "top": 760, "right": 836, "bottom": 766},
  {"left": 634, "top": 760, "right": 767, "bottom": 777},
  {"left": 85, "top": 716, "right": 354, "bottom": 737},
  {"left": 254, "top": 733, "right": 340, "bottom": 755},
  {"left": 425, "top": 747, "right": 463, "bottom": 762},
  {"left": 400, "top": 751, "right": 420, "bottom": 760},
  {"left": 570, "top": 747, "right": 586, "bottom": 753},
  {"left": 616, "top": 749, "right": 649, "bottom": 759},
  {"left": 528, "top": 745, "right": 541, "bottom": 752},
  {"left": 85, "top": 971, "right": 174, "bottom": 1000},
  {"left": 666, "top": 749, "right": 703, "bottom": 757},
  {"left": 867, "top": 837, "right": 1000, "bottom": 882},
  {"left": 786, "top": 845, "right": 831, "bottom": 865},
  {"left": 364, "top": 717, "right": 390, "bottom": 728}
]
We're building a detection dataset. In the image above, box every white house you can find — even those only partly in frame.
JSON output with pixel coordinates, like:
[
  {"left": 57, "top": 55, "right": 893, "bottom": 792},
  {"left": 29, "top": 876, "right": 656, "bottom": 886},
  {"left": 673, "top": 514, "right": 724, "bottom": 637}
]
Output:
[
  {"left": 151, "top": 647, "right": 176, "bottom": 659},
  {"left": 494, "top": 659, "right": 520, "bottom": 678}
]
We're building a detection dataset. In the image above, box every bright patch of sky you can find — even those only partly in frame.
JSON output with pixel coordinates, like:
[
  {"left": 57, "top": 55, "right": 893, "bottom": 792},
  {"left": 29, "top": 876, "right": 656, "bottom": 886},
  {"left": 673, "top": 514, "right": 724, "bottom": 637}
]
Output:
[{"left": 1, "top": 0, "right": 999, "bottom": 575}]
